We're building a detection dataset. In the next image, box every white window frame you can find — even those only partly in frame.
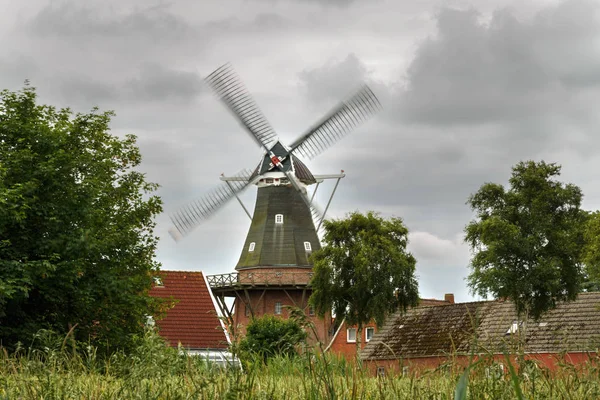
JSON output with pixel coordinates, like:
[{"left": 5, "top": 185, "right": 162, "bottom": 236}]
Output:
[
  {"left": 274, "top": 302, "right": 282, "bottom": 315},
  {"left": 346, "top": 328, "right": 357, "bottom": 343},
  {"left": 275, "top": 214, "right": 283, "bottom": 224},
  {"left": 365, "top": 327, "right": 375, "bottom": 342},
  {"left": 248, "top": 242, "right": 256, "bottom": 252},
  {"left": 304, "top": 241, "right": 312, "bottom": 251}
]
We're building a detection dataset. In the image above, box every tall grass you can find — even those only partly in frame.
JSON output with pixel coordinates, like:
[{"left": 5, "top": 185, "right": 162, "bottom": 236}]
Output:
[{"left": 2, "top": 327, "right": 600, "bottom": 399}]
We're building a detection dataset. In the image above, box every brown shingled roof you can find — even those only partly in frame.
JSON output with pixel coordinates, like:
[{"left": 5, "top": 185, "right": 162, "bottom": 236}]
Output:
[
  {"left": 149, "top": 271, "right": 228, "bottom": 350},
  {"left": 362, "top": 292, "right": 600, "bottom": 361}
]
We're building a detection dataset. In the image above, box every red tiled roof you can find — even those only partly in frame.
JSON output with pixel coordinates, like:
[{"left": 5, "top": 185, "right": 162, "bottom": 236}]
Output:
[{"left": 149, "top": 271, "right": 228, "bottom": 349}]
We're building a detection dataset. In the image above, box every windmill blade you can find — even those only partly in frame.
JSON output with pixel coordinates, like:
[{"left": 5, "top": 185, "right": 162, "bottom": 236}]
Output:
[
  {"left": 289, "top": 85, "right": 381, "bottom": 160},
  {"left": 205, "top": 63, "right": 278, "bottom": 150},
  {"left": 169, "top": 168, "right": 254, "bottom": 239}
]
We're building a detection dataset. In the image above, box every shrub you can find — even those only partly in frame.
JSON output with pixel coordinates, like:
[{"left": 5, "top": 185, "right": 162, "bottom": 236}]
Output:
[{"left": 239, "top": 315, "right": 307, "bottom": 362}]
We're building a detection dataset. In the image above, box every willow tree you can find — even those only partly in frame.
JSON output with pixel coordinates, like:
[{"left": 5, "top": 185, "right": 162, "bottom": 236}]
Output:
[
  {"left": 0, "top": 85, "right": 163, "bottom": 352},
  {"left": 465, "top": 161, "right": 586, "bottom": 320},
  {"left": 309, "top": 211, "right": 419, "bottom": 347}
]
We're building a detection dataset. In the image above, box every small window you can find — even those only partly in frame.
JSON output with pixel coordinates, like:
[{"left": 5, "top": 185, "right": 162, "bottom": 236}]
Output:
[
  {"left": 304, "top": 241, "right": 312, "bottom": 251},
  {"left": 308, "top": 306, "right": 315, "bottom": 316},
  {"left": 377, "top": 366, "right": 385, "bottom": 377},
  {"left": 275, "top": 214, "right": 283, "bottom": 224},
  {"left": 266, "top": 178, "right": 274, "bottom": 184},
  {"left": 506, "top": 321, "right": 521, "bottom": 334},
  {"left": 365, "top": 327, "right": 375, "bottom": 342},
  {"left": 274, "top": 302, "right": 282, "bottom": 315},
  {"left": 402, "top": 366, "right": 409, "bottom": 377},
  {"left": 347, "top": 328, "right": 357, "bottom": 343},
  {"left": 153, "top": 276, "right": 163, "bottom": 286},
  {"left": 248, "top": 242, "right": 256, "bottom": 252}
]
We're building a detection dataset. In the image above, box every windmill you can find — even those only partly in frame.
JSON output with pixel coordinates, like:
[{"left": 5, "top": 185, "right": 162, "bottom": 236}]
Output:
[{"left": 169, "top": 64, "right": 381, "bottom": 341}]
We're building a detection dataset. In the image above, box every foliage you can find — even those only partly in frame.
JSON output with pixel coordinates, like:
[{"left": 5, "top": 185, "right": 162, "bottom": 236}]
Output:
[
  {"left": 582, "top": 211, "right": 600, "bottom": 291},
  {"left": 2, "top": 336, "right": 600, "bottom": 399},
  {"left": 0, "top": 85, "right": 164, "bottom": 352},
  {"left": 309, "top": 211, "right": 419, "bottom": 333},
  {"left": 238, "top": 314, "right": 307, "bottom": 362},
  {"left": 465, "top": 160, "right": 586, "bottom": 320}
]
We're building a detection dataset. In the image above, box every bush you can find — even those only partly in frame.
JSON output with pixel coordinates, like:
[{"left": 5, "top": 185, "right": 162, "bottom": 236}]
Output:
[{"left": 239, "top": 315, "right": 307, "bottom": 362}]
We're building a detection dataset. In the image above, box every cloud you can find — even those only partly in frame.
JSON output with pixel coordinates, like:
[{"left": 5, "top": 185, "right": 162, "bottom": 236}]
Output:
[
  {"left": 124, "top": 64, "right": 204, "bottom": 103},
  {"left": 30, "top": 3, "right": 192, "bottom": 40},
  {"left": 299, "top": 54, "right": 370, "bottom": 103},
  {"left": 397, "top": 1, "right": 600, "bottom": 126}
]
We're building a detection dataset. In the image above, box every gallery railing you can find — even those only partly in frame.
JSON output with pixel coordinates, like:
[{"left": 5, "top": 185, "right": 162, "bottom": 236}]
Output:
[{"left": 207, "top": 271, "right": 313, "bottom": 288}]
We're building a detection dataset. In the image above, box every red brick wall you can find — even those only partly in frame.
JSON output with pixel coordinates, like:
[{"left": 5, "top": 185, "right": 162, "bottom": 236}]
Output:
[
  {"left": 364, "top": 352, "right": 600, "bottom": 376},
  {"left": 327, "top": 320, "right": 378, "bottom": 359},
  {"left": 233, "top": 288, "right": 331, "bottom": 345}
]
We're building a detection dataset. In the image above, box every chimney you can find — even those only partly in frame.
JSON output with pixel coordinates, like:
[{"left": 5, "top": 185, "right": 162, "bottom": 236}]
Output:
[{"left": 444, "top": 293, "right": 455, "bottom": 304}]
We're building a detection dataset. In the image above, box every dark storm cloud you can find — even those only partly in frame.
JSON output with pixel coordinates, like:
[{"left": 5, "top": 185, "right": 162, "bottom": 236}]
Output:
[
  {"left": 30, "top": 3, "right": 192, "bottom": 40},
  {"left": 299, "top": 53, "right": 369, "bottom": 103},
  {"left": 253, "top": 0, "right": 358, "bottom": 7},
  {"left": 398, "top": 1, "right": 600, "bottom": 126},
  {"left": 124, "top": 64, "right": 204, "bottom": 103}
]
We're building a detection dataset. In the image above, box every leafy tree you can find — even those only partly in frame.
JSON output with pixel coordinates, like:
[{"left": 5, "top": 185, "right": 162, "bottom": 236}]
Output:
[
  {"left": 0, "top": 85, "right": 163, "bottom": 352},
  {"left": 239, "top": 314, "right": 307, "bottom": 361},
  {"left": 465, "top": 160, "right": 586, "bottom": 320},
  {"left": 309, "top": 211, "right": 419, "bottom": 345},
  {"left": 582, "top": 211, "right": 600, "bottom": 291}
]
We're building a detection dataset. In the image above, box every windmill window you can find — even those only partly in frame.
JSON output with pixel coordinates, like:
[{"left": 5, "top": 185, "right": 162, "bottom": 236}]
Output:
[
  {"left": 153, "top": 277, "right": 163, "bottom": 286},
  {"left": 248, "top": 242, "right": 256, "bottom": 252},
  {"left": 304, "top": 242, "right": 312, "bottom": 251},
  {"left": 275, "top": 214, "right": 283, "bottom": 224},
  {"left": 266, "top": 178, "right": 274, "bottom": 183},
  {"left": 274, "top": 302, "right": 283, "bottom": 315},
  {"left": 347, "top": 328, "right": 357, "bottom": 343},
  {"left": 377, "top": 367, "right": 385, "bottom": 377},
  {"left": 245, "top": 304, "right": 251, "bottom": 317},
  {"left": 365, "top": 327, "right": 375, "bottom": 342},
  {"left": 308, "top": 306, "right": 315, "bottom": 316}
]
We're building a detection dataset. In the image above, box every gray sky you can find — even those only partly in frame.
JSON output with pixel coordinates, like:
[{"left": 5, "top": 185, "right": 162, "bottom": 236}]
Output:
[{"left": 2, "top": 0, "right": 600, "bottom": 302}]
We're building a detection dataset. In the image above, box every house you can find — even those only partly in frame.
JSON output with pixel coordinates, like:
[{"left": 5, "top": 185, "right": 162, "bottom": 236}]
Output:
[
  {"left": 361, "top": 292, "right": 600, "bottom": 375},
  {"left": 326, "top": 294, "right": 455, "bottom": 358},
  {"left": 149, "top": 270, "right": 234, "bottom": 365}
]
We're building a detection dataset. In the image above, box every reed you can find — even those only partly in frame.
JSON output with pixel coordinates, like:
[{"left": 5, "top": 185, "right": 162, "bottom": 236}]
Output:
[{"left": 1, "top": 328, "right": 599, "bottom": 399}]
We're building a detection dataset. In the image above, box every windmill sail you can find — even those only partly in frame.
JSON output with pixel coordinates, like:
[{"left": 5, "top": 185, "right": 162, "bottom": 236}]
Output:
[
  {"left": 169, "top": 168, "right": 254, "bottom": 238},
  {"left": 205, "top": 63, "right": 278, "bottom": 150},
  {"left": 289, "top": 85, "right": 381, "bottom": 160}
]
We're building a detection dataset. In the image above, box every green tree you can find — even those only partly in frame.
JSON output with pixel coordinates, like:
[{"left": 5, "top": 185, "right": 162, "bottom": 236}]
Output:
[
  {"left": 0, "top": 85, "right": 163, "bottom": 352},
  {"left": 465, "top": 160, "right": 586, "bottom": 320},
  {"left": 309, "top": 211, "right": 419, "bottom": 346},
  {"left": 582, "top": 211, "right": 600, "bottom": 291},
  {"left": 239, "top": 314, "right": 307, "bottom": 362}
]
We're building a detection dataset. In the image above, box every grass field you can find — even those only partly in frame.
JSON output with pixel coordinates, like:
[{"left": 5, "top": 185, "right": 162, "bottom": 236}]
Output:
[{"left": 1, "top": 329, "right": 600, "bottom": 399}]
